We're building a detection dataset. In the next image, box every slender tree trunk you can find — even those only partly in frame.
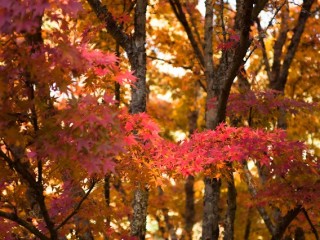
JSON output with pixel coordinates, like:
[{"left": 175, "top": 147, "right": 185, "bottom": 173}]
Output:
[
  {"left": 243, "top": 207, "right": 253, "bottom": 240},
  {"left": 185, "top": 94, "right": 199, "bottom": 239},
  {"left": 294, "top": 227, "right": 305, "bottom": 240},
  {"left": 223, "top": 170, "right": 237, "bottom": 240},
  {"left": 185, "top": 175, "right": 195, "bottom": 239},
  {"left": 87, "top": 0, "right": 149, "bottom": 238},
  {"left": 202, "top": 2, "right": 222, "bottom": 240}
]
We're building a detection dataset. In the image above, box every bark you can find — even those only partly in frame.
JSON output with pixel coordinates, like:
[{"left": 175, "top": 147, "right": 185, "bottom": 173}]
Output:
[
  {"left": 294, "top": 227, "right": 305, "bottom": 240},
  {"left": 202, "top": 1, "right": 221, "bottom": 240},
  {"left": 131, "top": 187, "right": 149, "bottom": 240},
  {"left": 128, "top": 0, "right": 148, "bottom": 114},
  {"left": 302, "top": 208, "right": 319, "bottom": 240},
  {"left": 163, "top": 208, "right": 178, "bottom": 240},
  {"left": 129, "top": 1, "right": 149, "bottom": 238},
  {"left": 223, "top": 171, "right": 237, "bottom": 240},
  {"left": 256, "top": 0, "right": 316, "bottom": 92},
  {"left": 242, "top": 163, "right": 276, "bottom": 235},
  {"left": 271, "top": 207, "right": 302, "bottom": 240},
  {"left": 104, "top": 174, "right": 111, "bottom": 218},
  {"left": 243, "top": 207, "right": 253, "bottom": 240},
  {"left": 213, "top": 0, "right": 255, "bottom": 127},
  {"left": 184, "top": 87, "right": 199, "bottom": 239},
  {"left": 202, "top": 178, "right": 221, "bottom": 240},
  {"left": 185, "top": 175, "right": 195, "bottom": 239}
]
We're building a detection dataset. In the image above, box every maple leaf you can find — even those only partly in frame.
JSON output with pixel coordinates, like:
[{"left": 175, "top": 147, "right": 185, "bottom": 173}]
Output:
[{"left": 114, "top": 71, "right": 137, "bottom": 85}]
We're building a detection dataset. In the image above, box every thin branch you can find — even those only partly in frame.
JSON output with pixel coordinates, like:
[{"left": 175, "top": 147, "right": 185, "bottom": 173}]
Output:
[
  {"left": 0, "top": 149, "right": 37, "bottom": 188},
  {"left": 252, "top": 0, "right": 268, "bottom": 20},
  {"left": 243, "top": 45, "right": 257, "bottom": 64},
  {"left": 87, "top": 0, "right": 131, "bottom": 53},
  {"left": 2, "top": 148, "right": 56, "bottom": 238},
  {"left": 272, "top": 206, "right": 302, "bottom": 240},
  {"left": 256, "top": 19, "right": 272, "bottom": 80},
  {"left": 220, "top": 0, "right": 227, "bottom": 43},
  {"left": 214, "top": 0, "right": 255, "bottom": 126},
  {"left": 147, "top": 55, "right": 206, "bottom": 91},
  {"left": 126, "top": 0, "right": 136, "bottom": 14},
  {"left": 242, "top": 162, "right": 276, "bottom": 235},
  {"left": 0, "top": 210, "right": 49, "bottom": 240},
  {"left": 302, "top": 208, "right": 319, "bottom": 240},
  {"left": 168, "top": 0, "right": 205, "bottom": 68},
  {"left": 277, "top": 0, "right": 316, "bottom": 90},
  {"left": 185, "top": 2, "right": 203, "bottom": 50},
  {"left": 147, "top": 55, "right": 192, "bottom": 70},
  {"left": 265, "top": 1, "right": 287, "bottom": 30},
  {"left": 55, "top": 180, "right": 96, "bottom": 231}
]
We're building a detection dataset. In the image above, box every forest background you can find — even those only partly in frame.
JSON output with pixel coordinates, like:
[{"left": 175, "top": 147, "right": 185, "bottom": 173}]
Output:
[{"left": 0, "top": 0, "right": 319, "bottom": 239}]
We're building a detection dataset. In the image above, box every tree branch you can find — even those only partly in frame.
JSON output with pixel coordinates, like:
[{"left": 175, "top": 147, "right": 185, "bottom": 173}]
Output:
[
  {"left": 147, "top": 55, "right": 192, "bottom": 70},
  {"left": 1, "top": 148, "right": 57, "bottom": 238},
  {"left": 242, "top": 162, "right": 276, "bottom": 235},
  {"left": 271, "top": 206, "right": 302, "bottom": 240},
  {"left": 168, "top": 0, "right": 205, "bottom": 68},
  {"left": 0, "top": 210, "right": 49, "bottom": 240},
  {"left": 302, "top": 208, "right": 319, "bottom": 240},
  {"left": 276, "top": 0, "right": 316, "bottom": 91},
  {"left": 185, "top": 2, "right": 203, "bottom": 50},
  {"left": 270, "top": 3, "right": 289, "bottom": 87},
  {"left": 55, "top": 179, "right": 96, "bottom": 231},
  {"left": 256, "top": 19, "right": 272, "bottom": 80},
  {"left": 214, "top": 0, "right": 255, "bottom": 126},
  {"left": 86, "top": 0, "right": 131, "bottom": 53},
  {"left": 252, "top": 0, "right": 268, "bottom": 20}
]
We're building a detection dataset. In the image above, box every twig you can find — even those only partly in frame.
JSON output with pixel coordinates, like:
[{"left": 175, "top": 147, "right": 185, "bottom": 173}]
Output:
[
  {"left": 302, "top": 208, "right": 319, "bottom": 240},
  {"left": 147, "top": 55, "right": 192, "bottom": 70},
  {"left": 55, "top": 179, "right": 97, "bottom": 230}
]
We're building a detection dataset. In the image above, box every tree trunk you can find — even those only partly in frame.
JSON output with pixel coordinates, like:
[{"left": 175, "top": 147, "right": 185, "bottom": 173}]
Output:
[
  {"left": 223, "top": 171, "right": 237, "bottom": 240},
  {"left": 202, "top": 178, "right": 221, "bottom": 240},
  {"left": 294, "top": 227, "right": 305, "bottom": 240},
  {"left": 185, "top": 175, "right": 195, "bottom": 239},
  {"left": 202, "top": 2, "right": 222, "bottom": 240},
  {"left": 87, "top": 0, "right": 149, "bottom": 238},
  {"left": 243, "top": 207, "right": 253, "bottom": 240},
  {"left": 131, "top": 188, "right": 149, "bottom": 240},
  {"left": 185, "top": 96, "right": 199, "bottom": 239},
  {"left": 128, "top": 1, "right": 148, "bottom": 239}
]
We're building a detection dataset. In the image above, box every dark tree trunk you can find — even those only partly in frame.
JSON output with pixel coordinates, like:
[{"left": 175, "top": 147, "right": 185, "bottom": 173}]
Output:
[
  {"left": 185, "top": 175, "right": 195, "bottom": 239},
  {"left": 185, "top": 95, "right": 198, "bottom": 239},
  {"left": 243, "top": 207, "right": 253, "bottom": 240},
  {"left": 223, "top": 171, "right": 237, "bottom": 240},
  {"left": 202, "top": 178, "right": 221, "bottom": 240},
  {"left": 294, "top": 227, "right": 305, "bottom": 240}
]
